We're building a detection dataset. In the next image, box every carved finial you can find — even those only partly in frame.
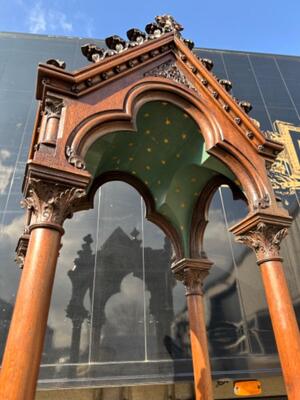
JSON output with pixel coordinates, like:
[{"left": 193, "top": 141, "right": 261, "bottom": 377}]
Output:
[
  {"left": 239, "top": 101, "right": 253, "bottom": 114},
  {"left": 81, "top": 15, "right": 190, "bottom": 64},
  {"left": 155, "top": 15, "right": 183, "bottom": 32},
  {"left": 130, "top": 227, "right": 140, "bottom": 240},
  {"left": 218, "top": 79, "right": 232, "bottom": 92},
  {"left": 81, "top": 43, "right": 106, "bottom": 63},
  {"left": 46, "top": 59, "right": 66, "bottom": 69},
  {"left": 200, "top": 58, "right": 214, "bottom": 71},
  {"left": 105, "top": 35, "right": 127, "bottom": 52}
]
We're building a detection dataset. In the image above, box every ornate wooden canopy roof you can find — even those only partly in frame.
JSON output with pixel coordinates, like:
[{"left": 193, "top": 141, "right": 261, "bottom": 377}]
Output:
[{"left": 22, "top": 14, "right": 291, "bottom": 260}]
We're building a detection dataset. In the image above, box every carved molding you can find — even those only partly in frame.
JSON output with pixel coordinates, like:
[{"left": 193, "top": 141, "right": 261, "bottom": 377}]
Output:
[
  {"left": 144, "top": 60, "right": 197, "bottom": 92},
  {"left": 21, "top": 179, "right": 86, "bottom": 228},
  {"left": 66, "top": 146, "right": 86, "bottom": 170},
  {"left": 172, "top": 258, "right": 213, "bottom": 296},
  {"left": 235, "top": 222, "right": 288, "bottom": 263}
]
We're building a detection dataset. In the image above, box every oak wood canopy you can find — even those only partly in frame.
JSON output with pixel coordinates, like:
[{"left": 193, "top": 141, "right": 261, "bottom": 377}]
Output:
[{"left": 1, "top": 15, "right": 300, "bottom": 400}]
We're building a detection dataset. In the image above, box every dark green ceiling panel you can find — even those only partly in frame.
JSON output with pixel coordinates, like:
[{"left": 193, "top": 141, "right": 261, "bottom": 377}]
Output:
[{"left": 85, "top": 101, "right": 235, "bottom": 256}]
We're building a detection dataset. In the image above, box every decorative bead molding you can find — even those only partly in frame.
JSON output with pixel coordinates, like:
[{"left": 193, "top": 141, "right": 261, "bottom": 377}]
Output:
[
  {"left": 144, "top": 60, "right": 197, "bottom": 92},
  {"left": 21, "top": 179, "right": 86, "bottom": 228},
  {"left": 66, "top": 146, "right": 86, "bottom": 170},
  {"left": 235, "top": 222, "right": 288, "bottom": 263}
]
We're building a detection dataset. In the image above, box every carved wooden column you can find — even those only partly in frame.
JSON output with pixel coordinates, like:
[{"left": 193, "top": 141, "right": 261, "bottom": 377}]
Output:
[
  {"left": 231, "top": 213, "right": 300, "bottom": 399},
  {"left": 0, "top": 178, "right": 85, "bottom": 400},
  {"left": 172, "top": 258, "right": 214, "bottom": 400}
]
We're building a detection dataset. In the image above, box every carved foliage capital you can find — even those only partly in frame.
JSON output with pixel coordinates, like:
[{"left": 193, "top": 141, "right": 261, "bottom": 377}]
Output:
[
  {"left": 181, "top": 268, "right": 209, "bottom": 296},
  {"left": 235, "top": 222, "right": 288, "bottom": 263},
  {"left": 172, "top": 258, "right": 212, "bottom": 296},
  {"left": 44, "top": 96, "right": 64, "bottom": 118},
  {"left": 21, "top": 179, "right": 86, "bottom": 228}
]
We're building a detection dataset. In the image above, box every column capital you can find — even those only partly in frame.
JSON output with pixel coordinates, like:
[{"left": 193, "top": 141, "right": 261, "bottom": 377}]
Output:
[
  {"left": 171, "top": 258, "right": 213, "bottom": 296},
  {"left": 21, "top": 178, "right": 86, "bottom": 233},
  {"left": 230, "top": 212, "right": 292, "bottom": 264}
]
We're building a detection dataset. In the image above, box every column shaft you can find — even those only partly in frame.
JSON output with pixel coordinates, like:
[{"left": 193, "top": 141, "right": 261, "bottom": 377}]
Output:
[
  {"left": 187, "top": 293, "right": 213, "bottom": 400},
  {"left": 260, "top": 259, "right": 300, "bottom": 398},
  {"left": 0, "top": 227, "right": 62, "bottom": 400}
]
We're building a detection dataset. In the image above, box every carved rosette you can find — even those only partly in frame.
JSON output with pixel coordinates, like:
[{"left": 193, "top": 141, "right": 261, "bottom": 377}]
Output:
[
  {"left": 144, "top": 61, "right": 197, "bottom": 92},
  {"left": 235, "top": 222, "right": 288, "bottom": 263},
  {"left": 21, "top": 178, "right": 86, "bottom": 229},
  {"left": 172, "top": 258, "right": 213, "bottom": 296}
]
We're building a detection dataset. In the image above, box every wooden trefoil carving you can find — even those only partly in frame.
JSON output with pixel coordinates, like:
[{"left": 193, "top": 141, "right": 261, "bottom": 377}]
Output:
[
  {"left": 235, "top": 222, "right": 288, "bottom": 263},
  {"left": 144, "top": 60, "right": 197, "bottom": 92},
  {"left": 21, "top": 179, "right": 86, "bottom": 226}
]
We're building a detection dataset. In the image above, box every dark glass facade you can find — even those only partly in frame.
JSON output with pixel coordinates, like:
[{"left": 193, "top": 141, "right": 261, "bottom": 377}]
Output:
[{"left": 0, "top": 32, "right": 300, "bottom": 390}]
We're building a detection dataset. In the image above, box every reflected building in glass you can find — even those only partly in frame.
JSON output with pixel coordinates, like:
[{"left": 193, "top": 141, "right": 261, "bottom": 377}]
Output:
[{"left": 0, "top": 31, "right": 299, "bottom": 398}]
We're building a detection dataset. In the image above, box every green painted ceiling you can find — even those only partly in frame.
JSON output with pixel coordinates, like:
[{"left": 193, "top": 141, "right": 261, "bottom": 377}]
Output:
[{"left": 85, "top": 101, "right": 235, "bottom": 256}]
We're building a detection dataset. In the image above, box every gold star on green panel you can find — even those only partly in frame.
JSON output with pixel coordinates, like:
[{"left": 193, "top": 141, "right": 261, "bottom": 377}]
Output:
[{"left": 85, "top": 100, "right": 236, "bottom": 259}]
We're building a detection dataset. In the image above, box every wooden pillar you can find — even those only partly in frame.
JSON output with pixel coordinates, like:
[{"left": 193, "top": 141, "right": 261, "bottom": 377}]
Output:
[
  {"left": 231, "top": 213, "right": 300, "bottom": 399},
  {"left": 172, "top": 258, "right": 214, "bottom": 400},
  {"left": 0, "top": 178, "right": 86, "bottom": 400}
]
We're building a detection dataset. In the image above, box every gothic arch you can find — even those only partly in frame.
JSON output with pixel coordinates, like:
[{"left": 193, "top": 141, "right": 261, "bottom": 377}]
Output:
[{"left": 2, "top": 14, "right": 300, "bottom": 400}]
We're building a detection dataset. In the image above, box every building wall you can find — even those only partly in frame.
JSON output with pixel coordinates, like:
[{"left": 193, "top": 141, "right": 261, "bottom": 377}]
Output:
[{"left": 0, "top": 32, "right": 299, "bottom": 393}]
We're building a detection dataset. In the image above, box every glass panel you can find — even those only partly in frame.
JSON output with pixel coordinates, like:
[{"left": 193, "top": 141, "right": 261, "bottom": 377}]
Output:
[
  {"left": 90, "top": 182, "right": 145, "bottom": 362},
  {"left": 204, "top": 189, "right": 249, "bottom": 358},
  {"left": 42, "top": 203, "right": 99, "bottom": 367}
]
